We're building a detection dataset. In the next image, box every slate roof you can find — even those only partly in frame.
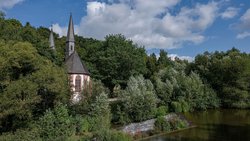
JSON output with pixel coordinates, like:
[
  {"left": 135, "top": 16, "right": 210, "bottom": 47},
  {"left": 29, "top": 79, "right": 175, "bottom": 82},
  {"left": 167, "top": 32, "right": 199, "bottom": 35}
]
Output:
[{"left": 65, "top": 51, "right": 90, "bottom": 75}]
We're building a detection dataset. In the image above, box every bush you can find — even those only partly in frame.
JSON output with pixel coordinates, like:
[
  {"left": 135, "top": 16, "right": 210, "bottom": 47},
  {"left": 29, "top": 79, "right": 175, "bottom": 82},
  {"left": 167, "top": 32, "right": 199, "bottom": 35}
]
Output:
[
  {"left": 154, "top": 116, "right": 171, "bottom": 132},
  {"left": 37, "top": 103, "right": 75, "bottom": 141},
  {"left": 121, "top": 75, "right": 158, "bottom": 122},
  {"left": 155, "top": 106, "right": 168, "bottom": 117},
  {"left": 0, "top": 128, "right": 41, "bottom": 141},
  {"left": 171, "top": 101, "right": 182, "bottom": 112},
  {"left": 110, "top": 130, "right": 133, "bottom": 141},
  {"left": 181, "top": 100, "right": 190, "bottom": 112},
  {"left": 74, "top": 116, "right": 90, "bottom": 134},
  {"left": 169, "top": 118, "right": 188, "bottom": 130}
]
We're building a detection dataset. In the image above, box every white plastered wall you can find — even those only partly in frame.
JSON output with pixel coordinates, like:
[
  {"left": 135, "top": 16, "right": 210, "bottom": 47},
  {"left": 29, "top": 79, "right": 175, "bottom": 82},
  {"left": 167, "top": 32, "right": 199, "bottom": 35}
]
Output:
[{"left": 69, "top": 74, "right": 90, "bottom": 103}]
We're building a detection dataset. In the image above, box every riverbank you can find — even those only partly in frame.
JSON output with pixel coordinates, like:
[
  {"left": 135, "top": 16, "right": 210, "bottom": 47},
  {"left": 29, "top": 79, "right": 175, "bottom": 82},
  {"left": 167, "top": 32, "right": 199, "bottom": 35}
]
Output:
[{"left": 119, "top": 113, "right": 193, "bottom": 140}]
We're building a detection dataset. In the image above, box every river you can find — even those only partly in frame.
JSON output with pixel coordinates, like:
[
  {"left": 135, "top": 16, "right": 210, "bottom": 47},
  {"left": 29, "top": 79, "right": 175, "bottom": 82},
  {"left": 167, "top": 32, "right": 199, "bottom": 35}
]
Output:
[{"left": 143, "top": 109, "right": 250, "bottom": 141}]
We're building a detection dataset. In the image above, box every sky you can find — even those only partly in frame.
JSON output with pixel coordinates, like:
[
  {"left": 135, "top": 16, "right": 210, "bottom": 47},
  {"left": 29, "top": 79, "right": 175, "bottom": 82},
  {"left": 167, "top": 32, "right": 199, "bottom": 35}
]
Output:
[{"left": 1, "top": 0, "right": 250, "bottom": 61}]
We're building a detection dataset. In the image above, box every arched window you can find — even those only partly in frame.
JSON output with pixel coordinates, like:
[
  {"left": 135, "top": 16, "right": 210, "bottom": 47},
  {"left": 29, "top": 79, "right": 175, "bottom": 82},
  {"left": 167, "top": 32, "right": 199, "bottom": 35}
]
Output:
[
  {"left": 71, "top": 45, "right": 73, "bottom": 51},
  {"left": 75, "top": 75, "right": 81, "bottom": 92}
]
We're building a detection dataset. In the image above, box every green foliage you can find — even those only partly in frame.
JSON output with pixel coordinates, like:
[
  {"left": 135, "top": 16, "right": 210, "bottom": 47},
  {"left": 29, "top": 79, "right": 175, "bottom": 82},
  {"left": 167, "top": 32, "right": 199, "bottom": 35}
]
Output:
[
  {"left": 69, "top": 80, "right": 111, "bottom": 137},
  {"left": 169, "top": 118, "right": 188, "bottom": 130},
  {"left": 157, "top": 49, "right": 172, "bottom": 70},
  {"left": 0, "top": 128, "right": 41, "bottom": 141},
  {"left": 94, "top": 129, "right": 132, "bottom": 141},
  {"left": 88, "top": 92, "right": 111, "bottom": 131},
  {"left": 78, "top": 34, "right": 147, "bottom": 90},
  {"left": 1, "top": 15, "right": 250, "bottom": 140},
  {"left": 90, "top": 79, "right": 110, "bottom": 99},
  {"left": 181, "top": 100, "right": 190, "bottom": 112},
  {"left": 0, "top": 18, "right": 22, "bottom": 41},
  {"left": 0, "top": 17, "right": 63, "bottom": 64},
  {"left": 74, "top": 116, "right": 90, "bottom": 134},
  {"left": 191, "top": 48, "right": 250, "bottom": 108},
  {"left": 0, "top": 42, "right": 69, "bottom": 133},
  {"left": 155, "top": 63, "right": 220, "bottom": 112},
  {"left": 0, "top": 11, "right": 5, "bottom": 19},
  {"left": 37, "top": 103, "right": 75, "bottom": 141},
  {"left": 145, "top": 53, "right": 158, "bottom": 79},
  {"left": 154, "top": 116, "right": 171, "bottom": 132},
  {"left": 119, "top": 75, "right": 158, "bottom": 122},
  {"left": 155, "top": 106, "right": 168, "bottom": 117},
  {"left": 171, "top": 101, "right": 183, "bottom": 113}
]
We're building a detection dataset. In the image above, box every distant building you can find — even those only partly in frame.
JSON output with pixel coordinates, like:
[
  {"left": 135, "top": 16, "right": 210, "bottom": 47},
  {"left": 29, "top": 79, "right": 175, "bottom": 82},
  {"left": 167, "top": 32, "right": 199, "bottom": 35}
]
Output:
[{"left": 49, "top": 14, "right": 91, "bottom": 103}]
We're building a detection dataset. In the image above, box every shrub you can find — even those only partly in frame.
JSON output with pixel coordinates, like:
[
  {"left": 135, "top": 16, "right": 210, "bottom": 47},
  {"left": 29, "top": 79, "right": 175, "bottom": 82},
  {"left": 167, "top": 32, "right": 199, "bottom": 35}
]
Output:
[
  {"left": 37, "top": 103, "right": 75, "bottom": 141},
  {"left": 74, "top": 116, "right": 90, "bottom": 134},
  {"left": 181, "top": 101, "right": 190, "bottom": 112},
  {"left": 0, "top": 128, "right": 41, "bottom": 141},
  {"left": 121, "top": 75, "right": 158, "bottom": 122},
  {"left": 155, "top": 106, "right": 168, "bottom": 117},
  {"left": 169, "top": 118, "right": 188, "bottom": 130},
  {"left": 171, "top": 101, "right": 182, "bottom": 112},
  {"left": 154, "top": 116, "right": 171, "bottom": 132}
]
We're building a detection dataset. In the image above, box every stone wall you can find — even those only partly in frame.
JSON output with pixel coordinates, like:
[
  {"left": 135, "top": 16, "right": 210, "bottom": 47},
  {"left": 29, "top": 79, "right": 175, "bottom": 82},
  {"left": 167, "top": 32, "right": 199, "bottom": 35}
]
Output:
[{"left": 121, "top": 113, "right": 178, "bottom": 135}]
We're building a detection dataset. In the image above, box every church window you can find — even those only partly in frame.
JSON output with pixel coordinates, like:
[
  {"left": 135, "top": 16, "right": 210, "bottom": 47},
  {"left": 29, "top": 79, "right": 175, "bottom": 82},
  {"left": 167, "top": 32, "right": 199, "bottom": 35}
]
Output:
[
  {"left": 71, "top": 45, "right": 73, "bottom": 51},
  {"left": 75, "top": 75, "right": 81, "bottom": 92}
]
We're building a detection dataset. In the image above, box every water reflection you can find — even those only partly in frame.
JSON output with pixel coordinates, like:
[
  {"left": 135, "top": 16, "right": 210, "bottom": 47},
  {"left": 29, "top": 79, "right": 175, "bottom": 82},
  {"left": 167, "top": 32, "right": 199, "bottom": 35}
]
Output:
[{"left": 144, "top": 109, "right": 250, "bottom": 141}]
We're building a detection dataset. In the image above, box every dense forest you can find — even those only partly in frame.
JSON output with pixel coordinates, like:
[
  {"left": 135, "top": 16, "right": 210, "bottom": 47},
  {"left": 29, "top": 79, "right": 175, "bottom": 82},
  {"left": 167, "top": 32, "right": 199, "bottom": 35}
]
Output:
[{"left": 0, "top": 11, "right": 250, "bottom": 140}]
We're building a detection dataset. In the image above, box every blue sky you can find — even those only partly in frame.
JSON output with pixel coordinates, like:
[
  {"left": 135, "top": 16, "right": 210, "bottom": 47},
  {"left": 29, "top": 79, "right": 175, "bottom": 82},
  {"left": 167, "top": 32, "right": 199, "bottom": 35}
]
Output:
[{"left": 1, "top": 0, "right": 250, "bottom": 60}]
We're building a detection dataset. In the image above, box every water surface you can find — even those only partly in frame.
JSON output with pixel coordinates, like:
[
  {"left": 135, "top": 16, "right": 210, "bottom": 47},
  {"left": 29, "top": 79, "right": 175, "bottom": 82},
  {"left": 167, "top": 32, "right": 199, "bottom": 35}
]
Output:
[{"left": 144, "top": 109, "right": 250, "bottom": 141}]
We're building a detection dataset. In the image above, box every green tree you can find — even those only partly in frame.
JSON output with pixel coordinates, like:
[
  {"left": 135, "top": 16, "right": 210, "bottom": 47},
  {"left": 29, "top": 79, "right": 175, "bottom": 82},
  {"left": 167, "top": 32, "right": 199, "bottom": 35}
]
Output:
[
  {"left": 191, "top": 48, "right": 250, "bottom": 108},
  {"left": 0, "top": 42, "right": 69, "bottom": 133},
  {"left": 93, "top": 34, "right": 147, "bottom": 90},
  {"left": 155, "top": 62, "right": 220, "bottom": 112},
  {"left": 37, "top": 103, "right": 75, "bottom": 141},
  {"left": 119, "top": 75, "right": 158, "bottom": 122},
  {"left": 157, "top": 49, "right": 171, "bottom": 70},
  {"left": 145, "top": 53, "right": 158, "bottom": 79},
  {"left": 0, "top": 18, "right": 22, "bottom": 41},
  {"left": 0, "top": 11, "right": 5, "bottom": 19}
]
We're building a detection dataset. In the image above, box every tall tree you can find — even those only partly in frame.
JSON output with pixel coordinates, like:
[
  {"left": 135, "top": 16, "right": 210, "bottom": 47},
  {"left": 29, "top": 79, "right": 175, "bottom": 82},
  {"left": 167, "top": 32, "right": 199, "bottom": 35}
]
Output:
[
  {"left": 191, "top": 48, "right": 250, "bottom": 108},
  {"left": 0, "top": 42, "right": 69, "bottom": 133},
  {"left": 94, "top": 34, "right": 147, "bottom": 90}
]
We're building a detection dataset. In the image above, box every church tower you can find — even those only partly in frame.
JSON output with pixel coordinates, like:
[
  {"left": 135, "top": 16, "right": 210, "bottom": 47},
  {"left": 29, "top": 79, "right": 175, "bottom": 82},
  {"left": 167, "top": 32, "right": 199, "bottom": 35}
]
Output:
[
  {"left": 49, "top": 27, "right": 55, "bottom": 50},
  {"left": 65, "top": 14, "right": 75, "bottom": 58},
  {"left": 65, "top": 14, "right": 91, "bottom": 103}
]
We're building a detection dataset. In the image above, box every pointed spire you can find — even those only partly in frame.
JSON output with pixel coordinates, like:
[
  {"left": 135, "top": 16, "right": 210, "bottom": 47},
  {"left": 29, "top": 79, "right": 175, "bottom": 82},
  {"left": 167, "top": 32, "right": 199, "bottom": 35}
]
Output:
[
  {"left": 66, "top": 13, "right": 75, "bottom": 42},
  {"left": 66, "top": 13, "right": 75, "bottom": 58},
  {"left": 49, "top": 26, "right": 55, "bottom": 50}
]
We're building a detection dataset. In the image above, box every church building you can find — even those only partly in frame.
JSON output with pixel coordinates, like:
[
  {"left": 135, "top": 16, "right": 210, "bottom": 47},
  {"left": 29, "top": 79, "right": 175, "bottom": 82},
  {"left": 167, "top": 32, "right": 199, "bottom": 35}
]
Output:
[{"left": 49, "top": 14, "right": 91, "bottom": 102}]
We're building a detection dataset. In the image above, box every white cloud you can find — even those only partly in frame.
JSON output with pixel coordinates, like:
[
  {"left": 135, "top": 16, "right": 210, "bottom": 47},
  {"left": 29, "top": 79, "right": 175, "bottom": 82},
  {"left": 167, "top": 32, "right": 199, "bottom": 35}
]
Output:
[
  {"left": 54, "top": 0, "right": 221, "bottom": 49},
  {"left": 236, "top": 32, "right": 250, "bottom": 39},
  {"left": 235, "top": 9, "right": 250, "bottom": 39},
  {"left": 168, "top": 54, "right": 194, "bottom": 62},
  {"left": 52, "top": 23, "right": 79, "bottom": 37},
  {"left": 52, "top": 24, "right": 67, "bottom": 37},
  {"left": 77, "top": 0, "right": 220, "bottom": 49},
  {"left": 239, "top": 9, "right": 250, "bottom": 29},
  {"left": 221, "top": 7, "right": 239, "bottom": 19},
  {"left": 0, "top": 0, "right": 24, "bottom": 10}
]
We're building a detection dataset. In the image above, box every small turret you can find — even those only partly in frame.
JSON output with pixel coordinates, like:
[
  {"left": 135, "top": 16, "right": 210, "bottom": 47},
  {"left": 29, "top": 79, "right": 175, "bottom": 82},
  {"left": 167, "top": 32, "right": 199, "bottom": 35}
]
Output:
[{"left": 49, "top": 27, "right": 55, "bottom": 50}]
